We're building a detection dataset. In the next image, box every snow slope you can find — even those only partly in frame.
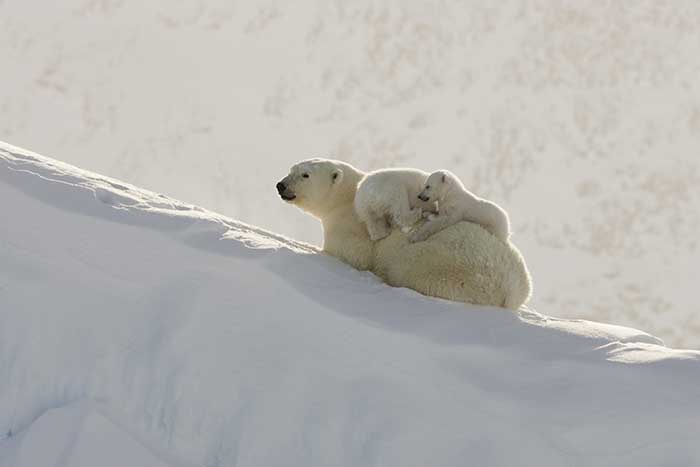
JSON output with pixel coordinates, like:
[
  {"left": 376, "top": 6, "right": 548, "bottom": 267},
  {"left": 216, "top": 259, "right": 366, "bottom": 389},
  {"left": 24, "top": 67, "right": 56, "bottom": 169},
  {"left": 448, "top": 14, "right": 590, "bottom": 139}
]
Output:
[
  {"left": 0, "top": 402, "right": 174, "bottom": 467},
  {"left": 1, "top": 140, "right": 700, "bottom": 467}
]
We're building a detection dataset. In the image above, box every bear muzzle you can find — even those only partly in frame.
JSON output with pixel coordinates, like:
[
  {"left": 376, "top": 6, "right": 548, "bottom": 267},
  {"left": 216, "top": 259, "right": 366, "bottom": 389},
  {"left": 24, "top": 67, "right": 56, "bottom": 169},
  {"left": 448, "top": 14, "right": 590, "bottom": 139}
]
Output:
[{"left": 276, "top": 181, "right": 296, "bottom": 201}]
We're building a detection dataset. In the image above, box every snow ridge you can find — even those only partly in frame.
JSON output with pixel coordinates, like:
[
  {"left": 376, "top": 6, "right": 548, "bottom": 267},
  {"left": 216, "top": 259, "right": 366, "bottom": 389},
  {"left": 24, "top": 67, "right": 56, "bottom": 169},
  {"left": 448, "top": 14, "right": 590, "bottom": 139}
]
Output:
[{"left": 1, "top": 141, "right": 699, "bottom": 467}]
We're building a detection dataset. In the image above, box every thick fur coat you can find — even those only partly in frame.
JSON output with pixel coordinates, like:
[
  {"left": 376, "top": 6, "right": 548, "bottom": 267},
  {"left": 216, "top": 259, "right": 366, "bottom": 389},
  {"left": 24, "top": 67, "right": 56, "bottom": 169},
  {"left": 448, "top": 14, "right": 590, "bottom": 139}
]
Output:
[{"left": 277, "top": 159, "right": 532, "bottom": 309}]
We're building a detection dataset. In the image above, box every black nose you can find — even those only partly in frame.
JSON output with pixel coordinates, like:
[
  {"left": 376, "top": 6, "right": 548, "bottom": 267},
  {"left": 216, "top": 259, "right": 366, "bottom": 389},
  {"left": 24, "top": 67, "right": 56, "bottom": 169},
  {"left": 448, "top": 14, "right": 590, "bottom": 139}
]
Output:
[
  {"left": 418, "top": 194, "right": 429, "bottom": 202},
  {"left": 276, "top": 182, "right": 286, "bottom": 194}
]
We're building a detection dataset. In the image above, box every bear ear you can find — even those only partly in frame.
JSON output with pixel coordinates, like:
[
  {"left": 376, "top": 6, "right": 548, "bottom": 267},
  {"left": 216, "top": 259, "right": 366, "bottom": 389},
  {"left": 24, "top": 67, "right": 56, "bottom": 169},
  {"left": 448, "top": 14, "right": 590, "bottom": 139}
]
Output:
[{"left": 331, "top": 169, "right": 344, "bottom": 184}]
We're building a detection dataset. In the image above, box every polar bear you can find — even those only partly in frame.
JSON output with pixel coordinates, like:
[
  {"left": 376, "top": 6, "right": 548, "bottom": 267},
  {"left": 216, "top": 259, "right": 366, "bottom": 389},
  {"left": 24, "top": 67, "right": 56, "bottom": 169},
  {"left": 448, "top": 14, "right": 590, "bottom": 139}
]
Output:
[
  {"left": 276, "top": 158, "right": 532, "bottom": 309},
  {"left": 411, "top": 170, "right": 511, "bottom": 243},
  {"left": 354, "top": 168, "right": 437, "bottom": 241}
]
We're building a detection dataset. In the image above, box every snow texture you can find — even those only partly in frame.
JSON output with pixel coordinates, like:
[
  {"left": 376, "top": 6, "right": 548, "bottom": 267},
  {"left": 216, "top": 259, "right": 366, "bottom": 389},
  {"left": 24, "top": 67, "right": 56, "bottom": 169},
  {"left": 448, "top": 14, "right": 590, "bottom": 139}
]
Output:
[
  {"left": 1, "top": 141, "right": 700, "bottom": 466},
  {"left": 0, "top": 402, "right": 174, "bottom": 467}
]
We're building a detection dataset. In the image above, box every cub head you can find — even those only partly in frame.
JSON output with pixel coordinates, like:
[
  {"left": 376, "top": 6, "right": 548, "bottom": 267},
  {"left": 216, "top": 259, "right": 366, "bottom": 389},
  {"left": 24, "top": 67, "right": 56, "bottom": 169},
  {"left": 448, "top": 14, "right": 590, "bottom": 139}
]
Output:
[
  {"left": 417, "top": 170, "right": 461, "bottom": 202},
  {"left": 276, "top": 158, "right": 360, "bottom": 218}
]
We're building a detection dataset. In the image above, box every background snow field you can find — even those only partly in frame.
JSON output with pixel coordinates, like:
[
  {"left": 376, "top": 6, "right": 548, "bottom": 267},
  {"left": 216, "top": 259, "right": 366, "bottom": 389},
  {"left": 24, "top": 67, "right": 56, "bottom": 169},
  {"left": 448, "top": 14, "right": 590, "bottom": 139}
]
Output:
[
  {"left": 2, "top": 1, "right": 700, "bottom": 347},
  {"left": 1, "top": 141, "right": 700, "bottom": 466}
]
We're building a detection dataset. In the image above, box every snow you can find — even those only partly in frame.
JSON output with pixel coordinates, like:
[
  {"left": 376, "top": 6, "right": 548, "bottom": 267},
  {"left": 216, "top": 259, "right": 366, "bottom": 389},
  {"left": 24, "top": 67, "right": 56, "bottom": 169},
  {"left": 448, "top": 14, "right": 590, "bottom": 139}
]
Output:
[
  {"left": 0, "top": 402, "right": 174, "bottom": 467},
  {"left": 1, "top": 140, "right": 700, "bottom": 467}
]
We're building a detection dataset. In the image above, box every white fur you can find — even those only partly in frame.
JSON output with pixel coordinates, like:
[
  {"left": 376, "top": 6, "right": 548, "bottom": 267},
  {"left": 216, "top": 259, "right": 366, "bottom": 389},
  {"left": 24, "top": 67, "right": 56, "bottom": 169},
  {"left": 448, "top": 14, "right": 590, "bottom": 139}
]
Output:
[
  {"left": 412, "top": 170, "right": 511, "bottom": 244},
  {"left": 354, "top": 168, "right": 434, "bottom": 241},
  {"left": 277, "top": 159, "right": 532, "bottom": 309}
]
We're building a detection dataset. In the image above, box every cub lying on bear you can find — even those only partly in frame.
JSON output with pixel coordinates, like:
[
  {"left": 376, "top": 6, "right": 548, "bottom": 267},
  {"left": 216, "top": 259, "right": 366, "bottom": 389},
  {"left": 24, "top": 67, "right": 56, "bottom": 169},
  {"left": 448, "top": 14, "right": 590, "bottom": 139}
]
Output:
[
  {"left": 412, "top": 169, "right": 511, "bottom": 244},
  {"left": 276, "top": 158, "right": 531, "bottom": 309}
]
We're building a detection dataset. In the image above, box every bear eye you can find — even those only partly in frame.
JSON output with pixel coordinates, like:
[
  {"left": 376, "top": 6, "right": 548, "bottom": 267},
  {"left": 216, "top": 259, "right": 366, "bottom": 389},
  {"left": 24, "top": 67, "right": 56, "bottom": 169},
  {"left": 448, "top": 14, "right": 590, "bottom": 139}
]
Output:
[
  {"left": 302, "top": 173, "right": 309, "bottom": 178},
  {"left": 425, "top": 185, "right": 431, "bottom": 190}
]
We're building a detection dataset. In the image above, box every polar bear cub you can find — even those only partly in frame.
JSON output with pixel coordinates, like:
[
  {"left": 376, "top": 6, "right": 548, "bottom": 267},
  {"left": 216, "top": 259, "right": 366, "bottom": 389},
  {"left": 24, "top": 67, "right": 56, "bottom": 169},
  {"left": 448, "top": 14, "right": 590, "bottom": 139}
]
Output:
[
  {"left": 411, "top": 170, "right": 511, "bottom": 243},
  {"left": 355, "top": 168, "right": 435, "bottom": 241}
]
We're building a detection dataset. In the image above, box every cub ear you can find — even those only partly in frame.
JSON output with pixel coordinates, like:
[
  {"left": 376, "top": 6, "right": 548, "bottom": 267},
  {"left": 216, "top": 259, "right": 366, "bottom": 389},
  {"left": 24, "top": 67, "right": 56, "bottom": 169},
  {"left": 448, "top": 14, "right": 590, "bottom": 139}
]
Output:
[{"left": 331, "top": 169, "right": 344, "bottom": 184}]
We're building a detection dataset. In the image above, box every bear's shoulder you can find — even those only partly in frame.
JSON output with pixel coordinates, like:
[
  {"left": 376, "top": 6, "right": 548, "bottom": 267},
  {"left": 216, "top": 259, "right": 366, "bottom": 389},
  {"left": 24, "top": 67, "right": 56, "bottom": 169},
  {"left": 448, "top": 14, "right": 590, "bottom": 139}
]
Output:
[{"left": 322, "top": 203, "right": 374, "bottom": 270}]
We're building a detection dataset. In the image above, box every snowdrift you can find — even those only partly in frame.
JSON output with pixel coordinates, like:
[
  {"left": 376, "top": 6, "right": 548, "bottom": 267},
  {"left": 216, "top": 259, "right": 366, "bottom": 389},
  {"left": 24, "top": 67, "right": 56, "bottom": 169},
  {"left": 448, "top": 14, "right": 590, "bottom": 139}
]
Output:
[{"left": 1, "top": 141, "right": 699, "bottom": 467}]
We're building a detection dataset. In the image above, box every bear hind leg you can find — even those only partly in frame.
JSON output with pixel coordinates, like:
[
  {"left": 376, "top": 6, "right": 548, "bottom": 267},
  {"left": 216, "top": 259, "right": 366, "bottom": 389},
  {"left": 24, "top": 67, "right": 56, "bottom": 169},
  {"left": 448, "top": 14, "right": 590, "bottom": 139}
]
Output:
[
  {"left": 365, "top": 214, "right": 392, "bottom": 241},
  {"left": 391, "top": 199, "right": 422, "bottom": 231}
]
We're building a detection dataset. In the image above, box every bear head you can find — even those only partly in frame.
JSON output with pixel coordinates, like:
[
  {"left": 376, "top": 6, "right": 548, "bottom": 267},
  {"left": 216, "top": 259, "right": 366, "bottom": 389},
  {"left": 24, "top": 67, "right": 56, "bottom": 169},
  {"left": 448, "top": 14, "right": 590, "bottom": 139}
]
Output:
[
  {"left": 277, "top": 158, "right": 361, "bottom": 219},
  {"left": 417, "top": 170, "right": 462, "bottom": 203}
]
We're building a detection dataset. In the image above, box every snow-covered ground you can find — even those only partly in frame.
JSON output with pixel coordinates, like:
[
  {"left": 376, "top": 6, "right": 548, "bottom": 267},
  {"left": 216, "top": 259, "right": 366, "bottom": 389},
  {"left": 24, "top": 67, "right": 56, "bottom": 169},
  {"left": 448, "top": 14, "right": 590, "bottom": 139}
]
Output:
[
  {"left": 2, "top": 141, "right": 700, "bottom": 466},
  {"left": 2, "top": 1, "right": 700, "bottom": 347}
]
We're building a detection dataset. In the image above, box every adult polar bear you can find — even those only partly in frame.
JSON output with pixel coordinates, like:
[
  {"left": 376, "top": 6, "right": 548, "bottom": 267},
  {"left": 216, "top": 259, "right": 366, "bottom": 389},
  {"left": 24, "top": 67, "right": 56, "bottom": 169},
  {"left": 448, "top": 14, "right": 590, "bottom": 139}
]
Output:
[{"left": 277, "top": 158, "right": 532, "bottom": 309}]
